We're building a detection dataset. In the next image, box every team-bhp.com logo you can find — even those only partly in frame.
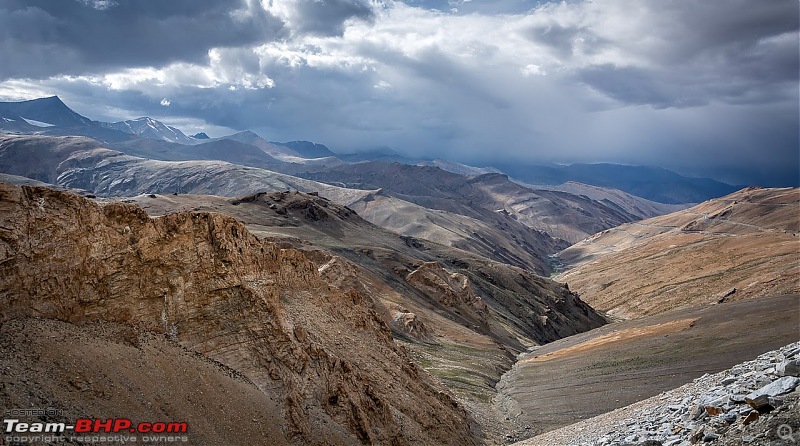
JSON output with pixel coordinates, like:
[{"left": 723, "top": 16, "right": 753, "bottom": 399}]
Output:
[{"left": 4, "top": 418, "right": 188, "bottom": 443}]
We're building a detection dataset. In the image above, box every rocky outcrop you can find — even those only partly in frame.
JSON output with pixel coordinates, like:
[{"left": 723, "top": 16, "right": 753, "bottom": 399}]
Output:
[
  {"left": 462, "top": 261, "right": 607, "bottom": 345},
  {"left": 406, "top": 262, "right": 489, "bottom": 324},
  {"left": 392, "top": 310, "right": 430, "bottom": 339},
  {"left": 0, "top": 182, "right": 479, "bottom": 445},
  {"left": 25, "top": 182, "right": 609, "bottom": 444}
]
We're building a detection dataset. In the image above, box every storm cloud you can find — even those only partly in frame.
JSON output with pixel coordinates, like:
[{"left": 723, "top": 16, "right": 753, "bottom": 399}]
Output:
[
  {"left": 265, "top": 0, "right": 375, "bottom": 36},
  {"left": 0, "top": 0, "right": 283, "bottom": 80},
  {"left": 0, "top": 0, "right": 797, "bottom": 186}
]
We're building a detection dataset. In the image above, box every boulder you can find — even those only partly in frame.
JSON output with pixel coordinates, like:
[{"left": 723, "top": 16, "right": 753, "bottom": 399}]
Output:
[
  {"left": 777, "top": 359, "right": 800, "bottom": 377},
  {"left": 746, "top": 376, "right": 800, "bottom": 400}
]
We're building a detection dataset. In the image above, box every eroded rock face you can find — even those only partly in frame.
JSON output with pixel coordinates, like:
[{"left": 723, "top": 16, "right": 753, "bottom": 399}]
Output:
[
  {"left": 406, "top": 262, "right": 489, "bottom": 318},
  {"left": 392, "top": 310, "right": 430, "bottom": 339},
  {"left": 0, "top": 182, "right": 479, "bottom": 446}
]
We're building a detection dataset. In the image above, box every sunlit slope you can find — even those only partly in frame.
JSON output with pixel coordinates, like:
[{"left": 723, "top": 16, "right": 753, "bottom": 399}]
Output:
[{"left": 557, "top": 187, "right": 800, "bottom": 318}]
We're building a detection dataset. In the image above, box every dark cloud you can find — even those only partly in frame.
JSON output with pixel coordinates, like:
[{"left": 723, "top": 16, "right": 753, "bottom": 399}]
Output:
[
  {"left": 0, "top": 0, "right": 282, "bottom": 80},
  {"left": 654, "top": 0, "right": 799, "bottom": 63},
  {"left": 649, "top": 102, "right": 800, "bottom": 187},
  {"left": 1, "top": 0, "right": 797, "bottom": 187},
  {"left": 568, "top": 0, "right": 799, "bottom": 109},
  {"left": 525, "top": 23, "right": 600, "bottom": 58},
  {"left": 577, "top": 65, "right": 706, "bottom": 108},
  {"left": 288, "top": 0, "right": 375, "bottom": 36}
]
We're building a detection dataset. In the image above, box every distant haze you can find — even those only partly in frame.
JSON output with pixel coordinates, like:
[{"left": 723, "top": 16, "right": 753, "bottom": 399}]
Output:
[{"left": 0, "top": 0, "right": 797, "bottom": 186}]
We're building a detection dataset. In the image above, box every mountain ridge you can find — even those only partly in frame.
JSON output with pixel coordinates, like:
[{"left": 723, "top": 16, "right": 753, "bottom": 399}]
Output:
[
  {"left": 0, "top": 96, "right": 94, "bottom": 128},
  {"left": 104, "top": 116, "right": 195, "bottom": 144},
  {"left": 0, "top": 96, "right": 745, "bottom": 206},
  {"left": 486, "top": 161, "right": 741, "bottom": 204},
  {"left": 0, "top": 180, "right": 484, "bottom": 444},
  {"left": 0, "top": 133, "right": 555, "bottom": 273},
  {"left": 556, "top": 186, "right": 800, "bottom": 318}
]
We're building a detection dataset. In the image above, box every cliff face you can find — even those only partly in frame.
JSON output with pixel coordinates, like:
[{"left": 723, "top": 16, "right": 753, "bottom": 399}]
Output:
[
  {"left": 406, "top": 261, "right": 490, "bottom": 329},
  {"left": 0, "top": 182, "right": 479, "bottom": 445}
]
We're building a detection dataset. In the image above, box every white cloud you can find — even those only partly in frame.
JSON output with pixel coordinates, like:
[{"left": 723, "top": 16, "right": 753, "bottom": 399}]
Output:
[
  {"left": 77, "top": 0, "right": 118, "bottom": 11},
  {"left": 160, "top": 98, "right": 171, "bottom": 106},
  {"left": 521, "top": 64, "right": 545, "bottom": 77},
  {"left": 0, "top": 0, "right": 795, "bottom": 185},
  {"left": 0, "top": 81, "right": 58, "bottom": 102}
]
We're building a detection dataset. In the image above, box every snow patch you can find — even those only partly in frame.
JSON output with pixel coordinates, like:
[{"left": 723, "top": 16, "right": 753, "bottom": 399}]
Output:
[
  {"left": 21, "top": 117, "right": 55, "bottom": 127},
  {"left": 272, "top": 154, "right": 316, "bottom": 163}
]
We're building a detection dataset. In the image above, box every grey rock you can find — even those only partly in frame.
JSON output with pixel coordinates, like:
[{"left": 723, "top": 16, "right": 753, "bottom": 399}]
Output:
[
  {"left": 746, "top": 376, "right": 800, "bottom": 399},
  {"left": 691, "top": 404, "right": 706, "bottom": 420},
  {"left": 720, "top": 412, "right": 737, "bottom": 423},
  {"left": 730, "top": 394, "right": 747, "bottom": 403},
  {"left": 784, "top": 347, "right": 800, "bottom": 358},
  {"left": 737, "top": 405, "right": 753, "bottom": 415},
  {"left": 754, "top": 375, "right": 772, "bottom": 387},
  {"left": 567, "top": 342, "right": 800, "bottom": 446},
  {"left": 777, "top": 359, "right": 800, "bottom": 377},
  {"left": 623, "top": 434, "right": 639, "bottom": 443},
  {"left": 745, "top": 394, "right": 774, "bottom": 413}
]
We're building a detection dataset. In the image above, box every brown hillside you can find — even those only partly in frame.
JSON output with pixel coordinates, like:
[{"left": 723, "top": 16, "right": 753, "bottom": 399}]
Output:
[
  {"left": 556, "top": 187, "right": 800, "bottom": 318},
  {"left": 0, "top": 181, "right": 479, "bottom": 445},
  {"left": 122, "top": 188, "right": 606, "bottom": 443}
]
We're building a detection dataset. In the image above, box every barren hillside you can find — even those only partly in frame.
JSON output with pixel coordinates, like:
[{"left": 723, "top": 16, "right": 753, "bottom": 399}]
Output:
[
  {"left": 556, "top": 187, "right": 800, "bottom": 318},
  {"left": 121, "top": 188, "right": 606, "bottom": 440},
  {"left": 301, "top": 162, "right": 644, "bottom": 245},
  {"left": 0, "top": 133, "right": 559, "bottom": 273},
  {"left": 0, "top": 181, "right": 480, "bottom": 445},
  {"left": 495, "top": 295, "right": 799, "bottom": 439},
  {"left": 0, "top": 181, "right": 606, "bottom": 445}
]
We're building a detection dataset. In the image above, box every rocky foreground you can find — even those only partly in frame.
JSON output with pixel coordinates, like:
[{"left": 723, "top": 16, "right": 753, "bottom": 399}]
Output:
[
  {"left": 517, "top": 341, "right": 800, "bottom": 445},
  {"left": 0, "top": 181, "right": 481, "bottom": 445}
]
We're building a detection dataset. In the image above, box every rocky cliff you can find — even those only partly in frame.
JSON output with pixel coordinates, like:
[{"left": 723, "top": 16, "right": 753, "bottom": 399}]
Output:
[
  {"left": 406, "top": 262, "right": 489, "bottom": 323},
  {"left": 0, "top": 181, "right": 480, "bottom": 445}
]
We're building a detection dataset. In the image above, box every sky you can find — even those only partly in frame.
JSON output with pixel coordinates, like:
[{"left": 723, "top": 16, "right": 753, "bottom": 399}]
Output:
[{"left": 0, "top": 0, "right": 797, "bottom": 186}]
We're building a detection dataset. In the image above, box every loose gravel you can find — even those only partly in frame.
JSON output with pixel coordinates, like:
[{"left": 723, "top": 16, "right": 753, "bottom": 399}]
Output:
[{"left": 515, "top": 341, "right": 800, "bottom": 446}]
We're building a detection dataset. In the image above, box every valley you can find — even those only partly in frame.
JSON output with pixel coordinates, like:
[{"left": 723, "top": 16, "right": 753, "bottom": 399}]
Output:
[
  {"left": 497, "top": 294, "right": 799, "bottom": 439},
  {"left": 0, "top": 96, "right": 797, "bottom": 445}
]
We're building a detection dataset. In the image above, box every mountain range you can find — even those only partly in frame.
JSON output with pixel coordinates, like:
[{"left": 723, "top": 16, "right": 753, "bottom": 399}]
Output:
[
  {"left": 104, "top": 116, "right": 197, "bottom": 144},
  {"left": 0, "top": 95, "right": 796, "bottom": 445},
  {"left": 0, "top": 96, "right": 741, "bottom": 201}
]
